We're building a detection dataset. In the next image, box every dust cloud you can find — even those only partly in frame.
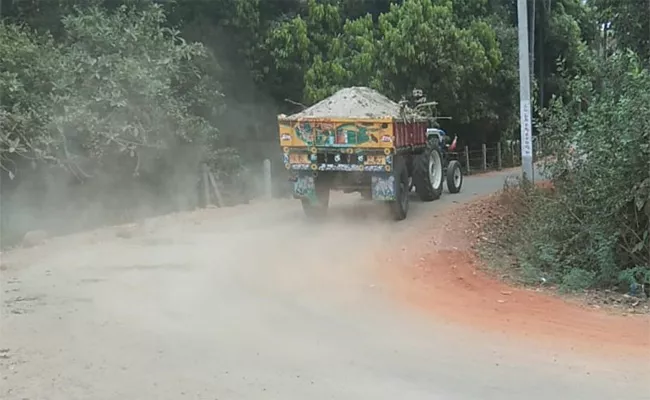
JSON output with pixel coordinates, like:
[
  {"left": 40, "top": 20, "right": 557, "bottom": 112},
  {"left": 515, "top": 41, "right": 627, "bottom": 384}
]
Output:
[
  {"left": 0, "top": 54, "right": 283, "bottom": 250},
  {"left": 4, "top": 179, "right": 649, "bottom": 400},
  {"left": 0, "top": 187, "right": 414, "bottom": 400}
]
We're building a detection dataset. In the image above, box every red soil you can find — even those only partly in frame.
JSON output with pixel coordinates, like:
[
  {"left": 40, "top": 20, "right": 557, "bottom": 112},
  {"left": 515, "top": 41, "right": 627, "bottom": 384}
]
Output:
[{"left": 381, "top": 194, "right": 650, "bottom": 360}]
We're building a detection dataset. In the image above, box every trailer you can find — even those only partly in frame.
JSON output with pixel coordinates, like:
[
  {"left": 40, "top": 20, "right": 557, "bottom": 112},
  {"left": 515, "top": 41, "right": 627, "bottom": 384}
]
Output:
[{"left": 278, "top": 87, "right": 463, "bottom": 220}]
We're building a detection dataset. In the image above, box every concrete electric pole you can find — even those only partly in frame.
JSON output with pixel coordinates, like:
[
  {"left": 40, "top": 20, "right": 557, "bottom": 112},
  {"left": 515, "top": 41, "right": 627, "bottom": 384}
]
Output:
[{"left": 517, "top": 0, "right": 535, "bottom": 182}]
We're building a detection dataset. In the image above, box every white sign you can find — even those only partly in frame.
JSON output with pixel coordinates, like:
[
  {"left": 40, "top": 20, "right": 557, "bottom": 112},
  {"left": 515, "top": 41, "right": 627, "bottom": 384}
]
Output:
[{"left": 520, "top": 100, "right": 533, "bottom": 158}]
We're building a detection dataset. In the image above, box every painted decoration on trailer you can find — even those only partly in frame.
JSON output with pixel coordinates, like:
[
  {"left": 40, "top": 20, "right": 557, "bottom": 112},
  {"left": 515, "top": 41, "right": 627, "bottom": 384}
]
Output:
[
  {"left": 293, "top": 175, "right": 316, "bottom": 199},
  {"left": 371, "top": 175, "right": 396, "bottom": 200},
  {"left": 279, "top": 118, "right": 394, "bottom": 149},
  {"left": 290, "top": 164, "right": 387, "bottom": 172}
]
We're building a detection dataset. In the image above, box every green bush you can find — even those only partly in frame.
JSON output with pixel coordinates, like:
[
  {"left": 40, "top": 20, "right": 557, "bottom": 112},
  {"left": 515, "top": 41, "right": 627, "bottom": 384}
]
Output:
[
  {"left": 514, "top": 51, "right": 650, "bottom": 291},
  {"left": 0, "top": 4, "right": 231, "bottom": 245},
  {"left": 1, "top": 4, "right": 225, "bottom": 180}
]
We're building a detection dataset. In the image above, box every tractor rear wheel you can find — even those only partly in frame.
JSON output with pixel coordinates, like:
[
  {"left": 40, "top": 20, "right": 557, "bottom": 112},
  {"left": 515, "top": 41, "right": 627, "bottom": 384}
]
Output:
[{"left": 413, "top": 147, "right": 444, "bottom": 201}]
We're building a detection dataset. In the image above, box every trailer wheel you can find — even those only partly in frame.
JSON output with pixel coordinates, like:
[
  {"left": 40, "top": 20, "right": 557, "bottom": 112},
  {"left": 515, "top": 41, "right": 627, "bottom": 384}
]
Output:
[
  {"left": 446, "top": 160, "right": 463, "bottom": 194},
  {"left": 389, "top": 156, "right": 409, "bottom": 221},
  {"left": 413, "top": 147, "right": 444, "bottom": 201},
  {"left": 301, "top": 178, "right": 330, "bottom": 219}
]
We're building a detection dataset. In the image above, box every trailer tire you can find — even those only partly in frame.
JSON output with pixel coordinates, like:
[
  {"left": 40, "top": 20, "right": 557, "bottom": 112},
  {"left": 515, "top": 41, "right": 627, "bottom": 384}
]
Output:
[
  {"left": 446, "top": 160, "right": 463, "bottom": 194},
  {"left": 301, "top": 178, "right": 330, "bottom": 219},
  {"left": 413, "top": 147, "right": 444, "bottom": 201},
  {"left": 389, "top": 156, "right": 409, "bottom": 221}
]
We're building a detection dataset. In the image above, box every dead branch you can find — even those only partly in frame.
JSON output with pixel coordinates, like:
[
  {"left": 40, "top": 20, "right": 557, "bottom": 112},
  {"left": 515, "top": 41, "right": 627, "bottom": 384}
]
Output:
[{"left": 284, "top": 98, "right": 307, "bottom": 110}]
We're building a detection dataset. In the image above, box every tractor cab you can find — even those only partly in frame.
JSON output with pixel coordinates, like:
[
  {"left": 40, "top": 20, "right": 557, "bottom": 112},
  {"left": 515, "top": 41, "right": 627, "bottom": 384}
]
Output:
[
  {"left": 426, "top": 127, "right": 456, "bottom": 154},
  {"left": 426, "top": 127, "right": 447, "bottom": 147}
]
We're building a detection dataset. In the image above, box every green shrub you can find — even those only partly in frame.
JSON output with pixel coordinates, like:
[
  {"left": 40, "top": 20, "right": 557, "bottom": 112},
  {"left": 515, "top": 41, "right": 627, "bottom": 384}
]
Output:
[
  {"left": 514, "top": 51, "right": 650, "bottom": 291},
  {"left": 0, "top": 4, "right": 231, "bottom": 245}
]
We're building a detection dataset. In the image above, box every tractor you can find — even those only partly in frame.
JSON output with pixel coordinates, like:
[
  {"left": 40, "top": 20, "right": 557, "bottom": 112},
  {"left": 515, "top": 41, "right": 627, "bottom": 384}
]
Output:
[{"left": 278, "top": 87, "right": 464, "bottom": 220}]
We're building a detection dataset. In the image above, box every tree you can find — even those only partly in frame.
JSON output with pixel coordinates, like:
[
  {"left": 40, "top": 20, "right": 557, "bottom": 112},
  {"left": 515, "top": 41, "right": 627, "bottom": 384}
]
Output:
[
  {"left": 261, "top": 0, "right": 520, "bottom": 143},
  {"left": 373, "top": 0, "right": 503, "bottom": 141},
  {"left": 0, "top": 3, "right": 225, "bottom": 181},
  {"left": 257, "top": 0, "right": 343, "bottom": 105},
  {"left": 592, "top": 0, "right": 650, "bottom": 61},
  {"left": 304, "top": 13, "right": 379, "bottom": 102},
  {"left": 0, "top": 23, "right": 60, "bottom": 176}
]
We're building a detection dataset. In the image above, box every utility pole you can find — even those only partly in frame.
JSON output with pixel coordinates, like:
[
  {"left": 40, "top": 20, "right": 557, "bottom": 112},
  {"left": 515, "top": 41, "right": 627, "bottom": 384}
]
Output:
[
  {"left": 517, "top": 0, "right": 534, "bottom": 182},
  {"left": 0, "top": 0, "right": 3, "bottom": 116}
]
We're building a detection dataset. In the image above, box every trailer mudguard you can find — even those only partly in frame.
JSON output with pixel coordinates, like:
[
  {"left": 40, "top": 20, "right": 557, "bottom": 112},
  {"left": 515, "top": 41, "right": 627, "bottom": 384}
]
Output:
[{"left": 371, "top": 173, "right": 397, "bottom": 200}]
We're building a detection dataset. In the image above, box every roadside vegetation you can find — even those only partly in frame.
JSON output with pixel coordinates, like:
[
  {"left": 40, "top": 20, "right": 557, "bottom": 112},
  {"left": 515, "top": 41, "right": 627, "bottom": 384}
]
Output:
[
  {"left": 0, "top": 0, "right": 648, "bottom": 294},
  {"left": 479, "top": 50, "right": 650, "bottom": 295}
]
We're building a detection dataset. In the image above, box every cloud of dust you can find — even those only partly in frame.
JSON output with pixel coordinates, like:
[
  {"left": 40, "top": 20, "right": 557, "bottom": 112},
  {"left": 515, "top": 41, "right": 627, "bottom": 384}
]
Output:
[{"left": 0, "top": 6, "right": 289, "bottom": 249}]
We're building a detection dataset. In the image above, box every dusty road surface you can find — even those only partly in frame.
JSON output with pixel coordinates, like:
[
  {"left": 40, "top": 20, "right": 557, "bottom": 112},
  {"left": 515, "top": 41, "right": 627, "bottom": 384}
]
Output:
[{"left": 1, "top": 170, "right": 649, "bottom": 399}]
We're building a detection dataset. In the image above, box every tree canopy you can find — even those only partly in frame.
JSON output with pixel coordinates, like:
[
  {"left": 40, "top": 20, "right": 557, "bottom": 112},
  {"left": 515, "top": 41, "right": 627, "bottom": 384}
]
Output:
[{"left": 2, "top": 0, "right": 620, "bottom": 155}]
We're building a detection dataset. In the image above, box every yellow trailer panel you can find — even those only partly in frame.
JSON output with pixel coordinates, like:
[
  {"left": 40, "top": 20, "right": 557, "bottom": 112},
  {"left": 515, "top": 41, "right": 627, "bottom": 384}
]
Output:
[{"left": 278, "top": 118, "right": 395, "bottom": 149}]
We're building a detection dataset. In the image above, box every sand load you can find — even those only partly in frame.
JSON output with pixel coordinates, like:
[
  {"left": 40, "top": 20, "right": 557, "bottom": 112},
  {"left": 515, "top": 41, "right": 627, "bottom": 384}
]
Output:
[{"left": 287, "top": 87, "right": 403, "bottom": 119}]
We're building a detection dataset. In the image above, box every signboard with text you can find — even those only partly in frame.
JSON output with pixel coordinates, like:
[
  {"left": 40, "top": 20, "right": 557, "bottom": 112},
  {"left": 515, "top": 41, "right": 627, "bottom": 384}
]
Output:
[{"left": 520, "top": 100, "right": 533, "bottom": 158}]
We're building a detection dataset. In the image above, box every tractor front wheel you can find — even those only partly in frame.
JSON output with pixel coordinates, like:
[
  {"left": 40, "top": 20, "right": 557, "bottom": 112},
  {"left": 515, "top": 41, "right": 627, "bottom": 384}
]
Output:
[{"left": 446, "top": 160, "right": 463, "bottom": 194}]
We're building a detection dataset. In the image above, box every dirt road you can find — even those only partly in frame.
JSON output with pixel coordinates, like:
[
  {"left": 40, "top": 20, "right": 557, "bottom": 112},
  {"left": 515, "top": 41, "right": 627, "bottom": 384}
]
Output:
[{"left": 1, "top": 170, "right": 648, "bottom": 399}]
